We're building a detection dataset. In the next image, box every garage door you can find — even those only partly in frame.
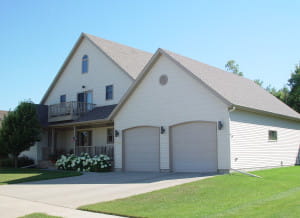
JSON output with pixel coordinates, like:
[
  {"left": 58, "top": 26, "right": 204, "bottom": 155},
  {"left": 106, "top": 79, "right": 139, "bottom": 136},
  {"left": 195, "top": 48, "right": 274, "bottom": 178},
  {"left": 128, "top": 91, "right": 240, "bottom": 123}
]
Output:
[
  {"left": 124, "top": 127, "right": 159, "bottom": 172},
  {"left": 171, "top": 122, "right": 217, "bottom": 172}
]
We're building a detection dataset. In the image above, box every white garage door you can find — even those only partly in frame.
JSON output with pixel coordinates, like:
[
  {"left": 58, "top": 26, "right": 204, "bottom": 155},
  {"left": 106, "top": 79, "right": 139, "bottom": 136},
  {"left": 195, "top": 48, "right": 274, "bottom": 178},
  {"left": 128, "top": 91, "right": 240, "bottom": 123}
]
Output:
[
  {"left": 171, "top": 122, "right": 217, "bottom": 172},
  {"left": 124, "top": 127, "right": 160, "bottom": 172}
]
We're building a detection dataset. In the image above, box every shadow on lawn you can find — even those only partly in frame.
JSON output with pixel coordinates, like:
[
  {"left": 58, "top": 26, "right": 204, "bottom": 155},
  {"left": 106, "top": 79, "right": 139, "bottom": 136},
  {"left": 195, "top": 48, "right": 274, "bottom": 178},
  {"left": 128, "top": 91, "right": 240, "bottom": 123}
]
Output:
[{"left": 0, "top": 168, "right": 81, "bottom": 185}]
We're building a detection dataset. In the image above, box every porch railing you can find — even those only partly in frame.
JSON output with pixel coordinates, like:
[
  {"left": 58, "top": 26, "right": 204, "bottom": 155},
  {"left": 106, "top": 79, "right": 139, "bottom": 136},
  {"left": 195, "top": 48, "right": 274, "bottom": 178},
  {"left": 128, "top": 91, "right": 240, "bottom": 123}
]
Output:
[
  {"left": 48, "top": 101, "right": 96, "bottom": 122},
  {"left": 75, "top": 144, "right": 114, "bottom": 160}
]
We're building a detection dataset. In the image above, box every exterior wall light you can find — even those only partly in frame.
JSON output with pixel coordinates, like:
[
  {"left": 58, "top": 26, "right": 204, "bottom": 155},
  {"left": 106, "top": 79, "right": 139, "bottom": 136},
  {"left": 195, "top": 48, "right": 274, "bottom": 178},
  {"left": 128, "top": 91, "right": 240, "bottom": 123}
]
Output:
[
  {"left": 161, "top": 126, "right": 166, "bottom": 134},
  {"left": 218, "top": 121, "right": 223, "bottom": 130},
  {"left": 115, "top": 130, "right": 119, "bottom": 137},
  {"left": 82, "top": 85, "right": 86, "bottom": 89}
]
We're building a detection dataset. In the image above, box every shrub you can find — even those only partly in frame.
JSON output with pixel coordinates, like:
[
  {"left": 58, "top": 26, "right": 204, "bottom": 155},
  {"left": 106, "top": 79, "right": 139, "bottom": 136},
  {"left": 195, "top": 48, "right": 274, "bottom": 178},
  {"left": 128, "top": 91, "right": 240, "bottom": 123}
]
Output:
[
  {"left": 55, "top": 153, "right": 112, "bottom": 172},
  {"left": 0, "top": 155, "right": 34, "bottom": 168}
]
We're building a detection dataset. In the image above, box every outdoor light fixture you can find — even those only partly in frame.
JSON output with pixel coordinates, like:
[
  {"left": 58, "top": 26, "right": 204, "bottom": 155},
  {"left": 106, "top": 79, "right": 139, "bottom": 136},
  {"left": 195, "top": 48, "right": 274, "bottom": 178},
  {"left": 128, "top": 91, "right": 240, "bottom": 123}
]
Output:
[
  {"left": 161, "top": 126, "right": 166, "bottom": 134},
  {"left": 82, "top": 85, "right": 86, "bottom": 89},
  {"left": 218, "top": 121, "right": 223, "bottom": 130},
  {"left": 115, "top": 130, "right": 119, "bottom": 137}
]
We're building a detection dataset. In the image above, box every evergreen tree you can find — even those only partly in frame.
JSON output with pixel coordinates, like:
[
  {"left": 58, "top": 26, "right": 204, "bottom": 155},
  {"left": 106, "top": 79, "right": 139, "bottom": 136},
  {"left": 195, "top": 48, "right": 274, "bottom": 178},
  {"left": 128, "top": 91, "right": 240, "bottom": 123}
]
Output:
[
  {"left": 287, "top": 63, "right": 300, "bottom": 112},
  {"left": 0, "top": 102, "right": 41, "bottom": 167}
]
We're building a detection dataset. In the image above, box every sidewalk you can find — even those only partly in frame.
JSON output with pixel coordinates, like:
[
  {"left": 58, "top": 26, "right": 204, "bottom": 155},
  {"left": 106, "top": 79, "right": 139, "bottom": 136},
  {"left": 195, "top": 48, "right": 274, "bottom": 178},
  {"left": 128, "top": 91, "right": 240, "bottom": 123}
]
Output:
[{"left": 0, "top": 195, "right": 117, "bottom": 218}]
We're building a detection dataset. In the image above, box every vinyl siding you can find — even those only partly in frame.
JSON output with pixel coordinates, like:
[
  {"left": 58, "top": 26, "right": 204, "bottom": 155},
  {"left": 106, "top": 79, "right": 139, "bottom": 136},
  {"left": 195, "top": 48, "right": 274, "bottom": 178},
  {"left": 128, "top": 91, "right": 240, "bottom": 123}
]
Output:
[
  {"left": 20, "top": 131, "right": 48, "bottom": 163},
  {"left": 114, "top": 55, "right": 231, "bottom": 171},
  {"left": 230, "top": 110, "right": 300, "bottom": 169},
  {"left": 44, "top": 38, "right": 133, "bottom": 107}
]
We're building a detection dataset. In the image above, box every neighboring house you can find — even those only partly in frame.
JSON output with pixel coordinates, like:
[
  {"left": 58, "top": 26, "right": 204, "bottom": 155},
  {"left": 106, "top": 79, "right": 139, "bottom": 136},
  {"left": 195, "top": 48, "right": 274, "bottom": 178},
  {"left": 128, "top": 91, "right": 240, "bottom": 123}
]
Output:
[
  {"left": 30, "top": 33, "right": 300, "bottom": 172},
  {"left": 0, "top": 110, "right": 8, "bottom": 128}
]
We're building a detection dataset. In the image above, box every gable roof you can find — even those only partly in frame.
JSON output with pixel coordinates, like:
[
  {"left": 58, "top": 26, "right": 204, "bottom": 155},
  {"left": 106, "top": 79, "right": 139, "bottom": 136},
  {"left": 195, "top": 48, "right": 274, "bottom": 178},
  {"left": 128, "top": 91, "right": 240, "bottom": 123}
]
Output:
[
  {"left": 84, "top": 33, "right": 152, "bottom": 79},
  {"left": 40, "top": 33, "right": 152, "bottom": 104},
  {"left": 110, "top": 48, "right": 300, "bottom": 121}
]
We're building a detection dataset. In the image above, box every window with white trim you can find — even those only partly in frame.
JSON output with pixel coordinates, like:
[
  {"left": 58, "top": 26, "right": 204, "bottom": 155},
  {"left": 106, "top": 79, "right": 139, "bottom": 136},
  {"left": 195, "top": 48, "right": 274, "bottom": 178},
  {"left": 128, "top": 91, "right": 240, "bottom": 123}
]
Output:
[
  {"left": 82, "top": 55, "right": 88, "bottom": 73},
  {"left": 60, "top": 94, "right": 66, "bottom": 103},
  {"left": 268, "top": 130, "right": 277, "bottom": 141},
  {"left": 106, "top": 85, "right": 113, "bottom": 100},
  {"left": 107, "top": 128, "right": 114, "bottom": 144}
]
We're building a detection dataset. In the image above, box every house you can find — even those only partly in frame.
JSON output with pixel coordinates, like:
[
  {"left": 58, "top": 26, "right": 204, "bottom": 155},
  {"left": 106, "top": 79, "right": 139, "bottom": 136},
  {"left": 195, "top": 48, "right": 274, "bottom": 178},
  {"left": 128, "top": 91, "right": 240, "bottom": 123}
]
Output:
[
  {"left": 0, "top": 110, "right": 8, "bottom": 128},
  {"left": 29, "top": 33, "right": 300, "bottom": 172}
]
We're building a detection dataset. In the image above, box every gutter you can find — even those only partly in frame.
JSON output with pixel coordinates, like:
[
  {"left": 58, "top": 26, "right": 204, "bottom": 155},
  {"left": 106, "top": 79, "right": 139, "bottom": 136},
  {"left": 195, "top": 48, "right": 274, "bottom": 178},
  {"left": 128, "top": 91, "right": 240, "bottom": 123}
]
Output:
[{"left": 228, "top": 106, "right": 236, "bottom": 113}]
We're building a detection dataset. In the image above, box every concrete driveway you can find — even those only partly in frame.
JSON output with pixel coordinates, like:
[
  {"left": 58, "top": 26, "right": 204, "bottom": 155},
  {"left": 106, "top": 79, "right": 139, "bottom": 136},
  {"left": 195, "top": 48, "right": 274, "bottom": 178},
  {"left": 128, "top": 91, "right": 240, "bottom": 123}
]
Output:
[{"left": 0, "top": 171, "right": 215, "bottom": 217}]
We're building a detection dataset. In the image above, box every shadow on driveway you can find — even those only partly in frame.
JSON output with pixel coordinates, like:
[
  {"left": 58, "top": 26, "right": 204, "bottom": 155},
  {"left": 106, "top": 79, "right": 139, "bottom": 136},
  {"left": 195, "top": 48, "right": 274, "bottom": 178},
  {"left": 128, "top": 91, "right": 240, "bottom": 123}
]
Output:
[{"left": 17, "top": 171, "right": 218, "bottom": 185}]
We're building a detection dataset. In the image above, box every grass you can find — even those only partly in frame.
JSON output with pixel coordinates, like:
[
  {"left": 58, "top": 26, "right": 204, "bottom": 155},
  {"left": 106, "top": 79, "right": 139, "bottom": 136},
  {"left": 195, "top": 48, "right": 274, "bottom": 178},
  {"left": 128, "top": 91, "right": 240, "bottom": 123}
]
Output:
[
  {"left": 0, "top": 168, "right": 82, "bottom": 185},
  {"left": 18, "top": 213, "right": 62, "bottom": 218},
  {"left": 80, "top": 166, "right": 300, "bottom": 217}
]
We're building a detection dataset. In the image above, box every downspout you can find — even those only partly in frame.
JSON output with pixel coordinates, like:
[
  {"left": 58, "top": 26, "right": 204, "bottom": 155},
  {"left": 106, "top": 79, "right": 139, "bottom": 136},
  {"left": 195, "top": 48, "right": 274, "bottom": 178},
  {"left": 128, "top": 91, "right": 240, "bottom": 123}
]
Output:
[{"left": 228, "top": 106, "right": 236, "bottom": 113}]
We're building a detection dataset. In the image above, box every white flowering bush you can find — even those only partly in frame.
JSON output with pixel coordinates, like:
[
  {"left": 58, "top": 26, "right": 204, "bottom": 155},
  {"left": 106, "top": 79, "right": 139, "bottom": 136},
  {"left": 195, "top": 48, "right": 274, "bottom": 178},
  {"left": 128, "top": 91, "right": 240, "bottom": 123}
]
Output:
[{"left": 55, "top": 153, "right": 112, "bottom": 172}]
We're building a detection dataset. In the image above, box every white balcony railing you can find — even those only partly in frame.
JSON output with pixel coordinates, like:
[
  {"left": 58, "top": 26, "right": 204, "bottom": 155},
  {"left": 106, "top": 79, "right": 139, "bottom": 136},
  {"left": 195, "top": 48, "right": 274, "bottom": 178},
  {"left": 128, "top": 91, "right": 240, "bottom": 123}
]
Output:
[{"left": 48, "top": 101, "right": 96, "bottom": 122}]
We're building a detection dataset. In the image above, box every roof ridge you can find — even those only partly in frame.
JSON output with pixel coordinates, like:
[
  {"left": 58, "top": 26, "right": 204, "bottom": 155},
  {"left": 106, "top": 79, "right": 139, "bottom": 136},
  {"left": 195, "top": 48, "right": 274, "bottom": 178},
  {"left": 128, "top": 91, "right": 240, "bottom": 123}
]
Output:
[
  {"left": 161, "top": 48, "right": 252, "bottom": 81},
  {"left": 83, "top": 33, "right": 152, "bottom": 56},
  {"left": 83, "top": 33, "right": 153, "bottom": 79}
]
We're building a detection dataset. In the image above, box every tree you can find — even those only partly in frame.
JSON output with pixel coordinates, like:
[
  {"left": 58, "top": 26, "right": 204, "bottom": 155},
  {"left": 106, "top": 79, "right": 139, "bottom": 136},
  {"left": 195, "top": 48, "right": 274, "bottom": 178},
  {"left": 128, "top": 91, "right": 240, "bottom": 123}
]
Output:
[
  {"left": 254, "top": 79, "right": 264, "bottom": 87},
  {"left": 0, "top": 102, "right": 41, "bottom": 168},
  {"left": 225, "top": 60, "right": 244, "bottom": 76},
  {"left": 265, "top": 85, "right": 289, "bottom": 104},
  {"left": 287, "top": 63, "right": 300, "bottom": 112}
]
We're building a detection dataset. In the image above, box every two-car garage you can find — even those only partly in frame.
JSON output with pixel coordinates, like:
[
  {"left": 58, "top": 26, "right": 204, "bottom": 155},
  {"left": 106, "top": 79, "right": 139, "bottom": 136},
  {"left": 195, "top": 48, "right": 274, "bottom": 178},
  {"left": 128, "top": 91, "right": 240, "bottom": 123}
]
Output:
[{"left": 122, "top": 122, "right": 218, "bottom": 173}]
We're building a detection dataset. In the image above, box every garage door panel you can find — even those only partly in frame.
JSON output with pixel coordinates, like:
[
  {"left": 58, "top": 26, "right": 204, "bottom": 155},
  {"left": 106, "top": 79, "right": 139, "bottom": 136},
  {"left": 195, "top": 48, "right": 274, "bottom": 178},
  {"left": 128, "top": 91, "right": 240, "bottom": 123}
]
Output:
[
  {"left": 171, "top": 122, "right": 217, "bottom": 172},
  {"left": 124, "top": 127, "right": 159, "bottom": 172}
]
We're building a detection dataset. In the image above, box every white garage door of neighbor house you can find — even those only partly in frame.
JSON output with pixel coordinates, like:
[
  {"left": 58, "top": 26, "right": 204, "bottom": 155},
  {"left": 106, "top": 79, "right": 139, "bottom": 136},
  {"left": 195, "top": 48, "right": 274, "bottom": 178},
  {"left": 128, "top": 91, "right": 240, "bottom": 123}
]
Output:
[
  {"left": 171, "top": 122, "right": 217, "bottom": 172},
  {"left": 124, "top": 127, "right": 160, "bottom": 172}
]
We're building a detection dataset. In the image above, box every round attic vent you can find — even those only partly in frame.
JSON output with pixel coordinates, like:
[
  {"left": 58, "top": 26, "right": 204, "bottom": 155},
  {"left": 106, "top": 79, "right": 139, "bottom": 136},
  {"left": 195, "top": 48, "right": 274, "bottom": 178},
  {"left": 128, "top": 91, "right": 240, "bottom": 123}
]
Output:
[{"left": 159, "top": 75, "right": 168, "bottom": 85}]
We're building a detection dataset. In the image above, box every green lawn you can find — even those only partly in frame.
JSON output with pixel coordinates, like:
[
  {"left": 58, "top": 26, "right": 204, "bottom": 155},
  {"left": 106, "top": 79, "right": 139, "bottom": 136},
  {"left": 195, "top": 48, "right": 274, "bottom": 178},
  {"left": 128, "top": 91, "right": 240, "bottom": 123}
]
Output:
[
  {"left": 80, "top": 166, "right": 300, "bottom": 217},
  {"left": 0, "top": 168, "right": 82, "bottom": 185},
  {"left": 18, "top": 213, "right": 61, "bottom": 218}
]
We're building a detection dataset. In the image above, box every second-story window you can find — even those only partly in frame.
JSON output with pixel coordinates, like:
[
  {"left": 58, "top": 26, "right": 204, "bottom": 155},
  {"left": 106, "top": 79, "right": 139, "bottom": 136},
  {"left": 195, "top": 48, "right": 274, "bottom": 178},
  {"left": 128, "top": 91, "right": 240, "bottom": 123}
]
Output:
[
  {"left": 106, "top": 85, "right": 113, "bottom": 100},
  {"left": 60, "top": 94, "right": 66, "bottom": 103},
  {"left": 82, "top": 55, "right": 88, "bottom": 74}
]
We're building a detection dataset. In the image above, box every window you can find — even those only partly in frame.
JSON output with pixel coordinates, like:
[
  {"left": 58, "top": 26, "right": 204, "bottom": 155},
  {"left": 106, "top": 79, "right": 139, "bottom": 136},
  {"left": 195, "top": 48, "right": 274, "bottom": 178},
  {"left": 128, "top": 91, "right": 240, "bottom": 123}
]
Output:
[
  {"left": 77, "top": 131, "right": 92, "bottom": 146},
  {"left": 82, "top": 55, "right": 88, "bottom": 73},
  {"left": 268, "top": 130, "right": 277, "bottom": 141},
  {"left": 60, "top": 94, "right": 66, "bottom": 103},
  {"left": 107, "top": 128, "right": 114, "bottom": 144},
  {"left": 106, "top": 85, "right": 113, "bottom": 100}
]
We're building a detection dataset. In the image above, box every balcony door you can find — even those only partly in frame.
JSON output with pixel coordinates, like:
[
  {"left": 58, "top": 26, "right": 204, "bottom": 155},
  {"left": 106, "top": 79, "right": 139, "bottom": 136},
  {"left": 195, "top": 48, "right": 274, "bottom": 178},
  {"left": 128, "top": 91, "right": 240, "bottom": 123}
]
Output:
[{"left": 77, "top": 91, "right": 93, "bottom": 113}]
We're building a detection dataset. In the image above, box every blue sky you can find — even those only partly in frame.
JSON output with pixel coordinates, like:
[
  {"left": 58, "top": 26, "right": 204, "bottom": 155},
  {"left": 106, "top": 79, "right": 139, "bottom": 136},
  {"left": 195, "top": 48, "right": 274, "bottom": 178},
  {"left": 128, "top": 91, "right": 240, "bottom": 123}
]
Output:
[{"left": 1, "top": 0, "right": 300, "bottom": 110}]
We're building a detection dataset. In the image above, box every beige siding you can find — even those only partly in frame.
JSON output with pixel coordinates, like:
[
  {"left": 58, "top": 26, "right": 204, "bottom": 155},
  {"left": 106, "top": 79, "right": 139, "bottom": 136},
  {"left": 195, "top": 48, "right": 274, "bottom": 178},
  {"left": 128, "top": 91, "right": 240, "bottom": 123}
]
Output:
[
  {"left": 56, "top": 130, "right": 74, "bottom": 153},
  {"left": 20, "top": 131, "right": 48, "bottom": 163},
  {"left": 20, "top": 145, "right": 37, "bottom": 163},
  {"left": 93, "top": 128, "right": 109, "bottom": 146},
  {"left": 114, "top": 55, "right": 231, "bottom": 171},
  {"left": 230, "top": 110, "right": 300, "bottom": 169},
  {"left": 44, "top": 38, "right": 133, "bottom": 107}
]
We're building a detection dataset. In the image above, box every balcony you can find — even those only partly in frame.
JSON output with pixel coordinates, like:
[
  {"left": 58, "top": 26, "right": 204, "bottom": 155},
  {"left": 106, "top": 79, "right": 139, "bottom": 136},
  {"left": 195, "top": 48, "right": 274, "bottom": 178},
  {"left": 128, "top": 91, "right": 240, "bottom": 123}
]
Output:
[{"left": 48, "top": 101, "right": 96, "bottom": 122}]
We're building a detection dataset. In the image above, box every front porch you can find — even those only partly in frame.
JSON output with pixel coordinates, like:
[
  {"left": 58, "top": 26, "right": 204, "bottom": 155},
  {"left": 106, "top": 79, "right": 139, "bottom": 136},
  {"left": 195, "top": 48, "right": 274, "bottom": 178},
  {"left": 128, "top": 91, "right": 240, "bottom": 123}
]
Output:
[{"left": 40, "top": 122, "right": 115, "bottom": 165}]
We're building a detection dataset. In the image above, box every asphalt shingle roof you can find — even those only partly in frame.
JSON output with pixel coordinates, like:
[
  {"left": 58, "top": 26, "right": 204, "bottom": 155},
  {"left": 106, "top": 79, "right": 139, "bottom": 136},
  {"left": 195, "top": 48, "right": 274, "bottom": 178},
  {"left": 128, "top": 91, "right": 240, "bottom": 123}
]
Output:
[
  {"left": 84, "top": 33, "right": 153, "bottom": 79},
  {"left": 162, "top": 49, "right": 300, "bottom": 120},
  {"left": 76, "top": 104, "right": 117, "bottom": 122}
]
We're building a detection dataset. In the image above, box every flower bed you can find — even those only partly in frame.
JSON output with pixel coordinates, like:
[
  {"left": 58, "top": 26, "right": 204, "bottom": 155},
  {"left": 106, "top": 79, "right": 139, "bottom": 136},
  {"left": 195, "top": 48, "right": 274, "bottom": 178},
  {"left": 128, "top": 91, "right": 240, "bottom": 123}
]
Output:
[{"left": 55, "top": 153, "right": 112, "bottom": 172}]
